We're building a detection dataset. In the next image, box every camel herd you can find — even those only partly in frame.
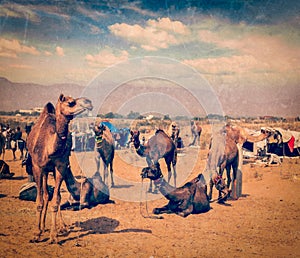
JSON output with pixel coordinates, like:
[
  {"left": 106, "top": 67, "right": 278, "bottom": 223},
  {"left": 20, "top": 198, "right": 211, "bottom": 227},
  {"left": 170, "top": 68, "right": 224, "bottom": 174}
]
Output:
[{"left": 21, "top": 93, "right": 272, "bottom": 243}]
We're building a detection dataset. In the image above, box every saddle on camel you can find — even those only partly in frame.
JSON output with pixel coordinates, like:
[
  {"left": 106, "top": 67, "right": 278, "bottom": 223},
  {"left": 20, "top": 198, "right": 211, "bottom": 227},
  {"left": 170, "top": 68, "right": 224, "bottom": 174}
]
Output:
[{"left": 141, "top": 164, "right": 210, "bottom": 217}]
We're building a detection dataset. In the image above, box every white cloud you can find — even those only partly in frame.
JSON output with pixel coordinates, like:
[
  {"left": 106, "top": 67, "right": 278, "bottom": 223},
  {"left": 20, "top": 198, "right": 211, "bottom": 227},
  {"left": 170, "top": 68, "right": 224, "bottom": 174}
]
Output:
[
  {"left": 0, "top": 38, "right": 40, "bottom": 58},
  {"left": 197, "top": 29, "right": 300, "bottom": 75},
  {"left": 85, "top": 49, "right": 129, "bottom": 67},
  {"left": 56, "top": 46, "right": 65, "bottom": 57},
  {"left": 109, "top": 17, "right": 189, "bottom": 51}
]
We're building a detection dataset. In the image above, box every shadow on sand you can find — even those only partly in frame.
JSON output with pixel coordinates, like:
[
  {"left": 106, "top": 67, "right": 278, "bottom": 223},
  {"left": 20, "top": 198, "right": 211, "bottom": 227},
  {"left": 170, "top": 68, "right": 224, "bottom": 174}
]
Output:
[
  {"left": 111, "top": 184, "right": 134, "bottom": 189},
  {"left": 59, "top": 216, "right": 152, "bottom": 245}
]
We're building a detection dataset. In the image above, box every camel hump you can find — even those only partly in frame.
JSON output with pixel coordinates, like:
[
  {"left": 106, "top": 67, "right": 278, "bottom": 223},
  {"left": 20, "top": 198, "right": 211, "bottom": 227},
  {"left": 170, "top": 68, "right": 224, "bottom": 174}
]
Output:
[
  {"left": 155, "top": 129, "right": 165, "bottom": 134},
  {"left": 43, "top": 102, "right": 55, "bottom": 114}
]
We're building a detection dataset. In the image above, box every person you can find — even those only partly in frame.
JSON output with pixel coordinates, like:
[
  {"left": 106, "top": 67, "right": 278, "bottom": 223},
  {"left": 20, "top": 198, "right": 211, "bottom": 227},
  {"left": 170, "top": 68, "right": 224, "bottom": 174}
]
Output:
[{"left": 12, "top": 126, "right": 25, "bottom": 160}]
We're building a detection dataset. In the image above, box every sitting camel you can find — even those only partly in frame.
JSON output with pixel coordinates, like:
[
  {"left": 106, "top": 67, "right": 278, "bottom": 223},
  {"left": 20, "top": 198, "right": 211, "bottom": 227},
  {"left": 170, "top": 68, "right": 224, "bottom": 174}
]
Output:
[
  {"left": 141, "top": 164, "right": 210, "bottom": 217},
  {"left": 61, "top": 168, "right": 110, "bottom": 210},
  {"left": 27, "top": 94, "right": 93, "bottom": 243},
  {"left": 94, "top": 123, "right": 115, "bottom": 187},
  {"left": 189, "top": 120, "right": 202, "bottom": 147},
  {"left": 130, "top": 129, "right": 177, "bottom": 193}
]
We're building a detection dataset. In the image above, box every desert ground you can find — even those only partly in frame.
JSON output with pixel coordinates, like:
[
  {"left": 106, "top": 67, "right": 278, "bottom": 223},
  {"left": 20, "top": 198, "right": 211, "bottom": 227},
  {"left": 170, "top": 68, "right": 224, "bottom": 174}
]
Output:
[{"left": 0, "top": 119, "right": 299, "bottom": 258}]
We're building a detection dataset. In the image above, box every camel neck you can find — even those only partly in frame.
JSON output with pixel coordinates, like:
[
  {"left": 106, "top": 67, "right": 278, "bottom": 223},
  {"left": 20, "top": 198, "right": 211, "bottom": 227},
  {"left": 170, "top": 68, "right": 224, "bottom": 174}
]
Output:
[
  {"left": 154, "top": 177, "right": 176, "bottom": 199},
  {"left": 55, "top": 113, "right": 70, "bottom": 139},
  {"left": 63, "top": 165, "right": 81, "bottom": 200}
]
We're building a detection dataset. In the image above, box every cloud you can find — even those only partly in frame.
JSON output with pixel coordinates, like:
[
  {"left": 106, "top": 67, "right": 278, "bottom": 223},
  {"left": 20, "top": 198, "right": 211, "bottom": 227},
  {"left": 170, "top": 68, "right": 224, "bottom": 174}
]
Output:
[
  {"left": 109, "top": 17, "right": 190, "bottom": 51},
  {"left": 0, "top": 38, "right": 40, "bottom": 58},
  {"left": 85, "top": 49, "right": 129, "bottom": 67},
  {"left": 0, "top": 4, "right": 40, "bottom": 22},
  {"left": 56, "top": 46, "right": 65, "bottom": 57},
  {"left": 9, "top": 64, "right": 33, "bottom": 69},
  {"left": 196, "top": 29, "right": 300, "bottom": 76}
]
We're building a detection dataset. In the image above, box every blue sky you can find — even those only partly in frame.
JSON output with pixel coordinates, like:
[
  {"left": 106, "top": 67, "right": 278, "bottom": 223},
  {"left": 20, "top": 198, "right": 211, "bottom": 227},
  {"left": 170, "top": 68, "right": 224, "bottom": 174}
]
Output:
[{"left": 0, "top": 1, "right": 299, "bottom": 116}]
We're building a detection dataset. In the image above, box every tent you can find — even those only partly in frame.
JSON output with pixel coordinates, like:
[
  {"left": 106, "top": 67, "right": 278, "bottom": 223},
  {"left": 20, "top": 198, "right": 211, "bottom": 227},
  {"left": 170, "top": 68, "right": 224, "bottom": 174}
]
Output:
[
  {"left": 267, "top": 128, "right": 300, "bottom": 157},
  {"left": 100, "top": 121, "right": 119, "bottom": 133}
]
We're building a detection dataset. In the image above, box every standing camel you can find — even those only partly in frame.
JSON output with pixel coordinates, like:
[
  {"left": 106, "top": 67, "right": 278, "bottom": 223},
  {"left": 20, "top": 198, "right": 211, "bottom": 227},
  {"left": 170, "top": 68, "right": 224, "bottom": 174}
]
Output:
[
  {"left": 141, "top": 164, "right": 210, "bottom": 217},
  {"left": 189, "top": 120, "right": 202, "bottom": 147},
  {"left": 27, "top": 94, "right": 93, "bottom": 243},
  {"left": 206, "top": 132, "right": 238, "bottom": 201},
  {"left": 130, "top": 129, "right": 177, "bottom": 193},
  {"left": 94, "top": 123, "right": 115, "bottom": 187}
]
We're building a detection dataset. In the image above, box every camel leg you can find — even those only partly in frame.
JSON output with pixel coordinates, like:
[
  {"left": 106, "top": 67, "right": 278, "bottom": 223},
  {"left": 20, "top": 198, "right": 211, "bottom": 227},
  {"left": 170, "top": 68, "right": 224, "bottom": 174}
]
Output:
[
  {"left": 153, "top": 204, "right": 173, "bottom": 215},
  {"left": 57, "top": 203, "right": 68, "bottom": 234},
  {"left": 103, "top": 162, "right": 108, "bottom": 186},
  {"left": 189, "top": 134, "right": 196, "bottom": 146},
  {"left": 95, "top": 150, "right": 101, "bottom": 173},
  {"left": 31, "top": 169, "right": 44, "bottom": 242},
  {"left": 50, "top": 170, "right": 64, "bottom": 244},
  {"left": 231, "top": 162, "right": 238, "bottom": 200},
  {"left": 40, "top": 173, "right": 49, "bottom": 234},
  {"left": 172, "top": 163, "right": 177, "bottom": 188},
  {"left": 146, "top": 156, "right": 153, "bottom": 193},
  {"left": 208, "top": 178, "right": 213, "bottom": 201},
  {"left": 109, "top": 162, "right": 114, "bottom": 188},
  {"left": 226, "top": 166, "right": 232, "bottom": 189},
  {"left": 166, "top": 162, "right": 172, "bottom": 184}
]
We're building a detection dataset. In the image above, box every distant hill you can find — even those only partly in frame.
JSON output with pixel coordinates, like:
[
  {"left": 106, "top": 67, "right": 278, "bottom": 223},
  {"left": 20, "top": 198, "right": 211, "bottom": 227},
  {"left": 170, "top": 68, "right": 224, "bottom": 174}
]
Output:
[{"left": 0, "top": 77, "right": 84, "bottom": 111}]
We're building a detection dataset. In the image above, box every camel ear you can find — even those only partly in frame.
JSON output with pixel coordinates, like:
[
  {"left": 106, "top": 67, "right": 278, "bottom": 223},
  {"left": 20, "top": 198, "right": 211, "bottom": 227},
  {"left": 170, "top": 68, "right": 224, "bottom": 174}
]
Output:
[{"left": 59, "top": 94, "right": 65, "bottom": 102}]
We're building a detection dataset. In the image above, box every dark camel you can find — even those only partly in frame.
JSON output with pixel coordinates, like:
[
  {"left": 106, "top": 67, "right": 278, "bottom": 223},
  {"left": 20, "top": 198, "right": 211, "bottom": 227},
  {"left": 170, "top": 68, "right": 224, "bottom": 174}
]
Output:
[
  {"left": 141, "top": 164, "right": 210, "bottom": 217},
  {"left": 189, "top": 120, "right": 202, "bottom": 147},
  {"left": 61, "top": 168, "right": 110, "bottom": 210},
  {"left": 130, "top": 129, "right": 177, "bottom": 192},
  {"left": 27, "top": 94, "right": 93, "bottom": 243},
  {"left": 94, "top": 123, "right": 115, "bottom": 187}
]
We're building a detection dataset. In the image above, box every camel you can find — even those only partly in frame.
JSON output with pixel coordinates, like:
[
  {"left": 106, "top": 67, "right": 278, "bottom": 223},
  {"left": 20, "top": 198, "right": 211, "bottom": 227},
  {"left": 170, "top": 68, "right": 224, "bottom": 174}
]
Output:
[
  {"left": 61, "top": 168, "right": 110, "bottom": 210},
  {"left": 141, "top": 164, "right": 210, "bottom": 217},
  {"left": 94, "top": 123, "right": 115, "bottom": 187},
  {"left": 189, "top": 120, "right": 202, "bottom": 147},
  {"left": 224, "top": 124, "right": 269, "bottom": 145},
  {"left": 23, "top": 154, "right": 110, "bottom": 209},
  {"left": 27, "top": 93, "right": 93, "bottom": 243},
  {"left": 206, "top": 132, "right": 238, "bottom": 201},
  {"left": 206, "top": 123, "right": 269, "bottom": 201},
  {"left": 130, "top": 129, "right": 177, "bottom": 193}
]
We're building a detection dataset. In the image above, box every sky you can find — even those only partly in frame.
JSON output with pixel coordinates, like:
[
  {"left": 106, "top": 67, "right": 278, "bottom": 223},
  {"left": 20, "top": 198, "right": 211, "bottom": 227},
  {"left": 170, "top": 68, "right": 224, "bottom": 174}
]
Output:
[{"left": 0, "top": 0, "right": 299, "bottom": 117}]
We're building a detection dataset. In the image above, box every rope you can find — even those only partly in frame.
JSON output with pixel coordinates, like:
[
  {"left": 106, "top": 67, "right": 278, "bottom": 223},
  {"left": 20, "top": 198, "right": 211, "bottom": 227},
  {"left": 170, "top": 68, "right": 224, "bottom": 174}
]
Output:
[{"left": 139, "top": 178, "right": 163, "bottom": 220}]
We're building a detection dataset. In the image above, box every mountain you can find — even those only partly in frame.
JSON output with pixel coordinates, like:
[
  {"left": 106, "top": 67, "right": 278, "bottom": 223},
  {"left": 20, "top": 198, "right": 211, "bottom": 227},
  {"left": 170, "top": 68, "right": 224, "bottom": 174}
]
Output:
[{"left": 0, "top": 77, "right": 84, "bottom": 111}]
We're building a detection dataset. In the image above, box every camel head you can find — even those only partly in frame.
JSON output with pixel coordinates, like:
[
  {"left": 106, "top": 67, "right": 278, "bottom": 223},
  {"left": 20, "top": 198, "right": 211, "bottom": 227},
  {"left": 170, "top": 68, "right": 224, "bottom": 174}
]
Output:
[
  {"left": 56, "top": 94, "right": 93, "bottom": 120},
  {"left": 130, "top": 130, "right": 140, "bottom": 146},
  {"left": 94, "top": 123, "right": 107, "bottom": 142},
  {"left": 141, "top": 164, "right": 162, "bottom": 181}
]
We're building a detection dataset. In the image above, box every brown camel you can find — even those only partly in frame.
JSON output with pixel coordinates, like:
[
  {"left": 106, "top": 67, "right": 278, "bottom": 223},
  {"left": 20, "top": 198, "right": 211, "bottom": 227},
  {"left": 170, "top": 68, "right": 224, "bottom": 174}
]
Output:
[
  {"left": 206, "top": 132, "right": 238, "bottom": 201},
  {"left": 141, "top": 164, "right": 210, "bottom": 217},
  {"left": 61, "top": 168, "right": 110, "bottom": 210},
  {"left": 94, "top": 123, "right": 115, "bottom": 187},
  {"left": 23, "top": 156, "right": 110, "bottom": 209},
  {"left": 224, "top": 124, "right": 269, "bottom": 145},
  {"left": 27, "top": 93, "right": 93, "bottom": 243},
  {"left": 189, "top": 120, "right": 202, "bottom": 146},
  {"left": 130, "top": 129, "right": 177, "bottom": 193}
]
